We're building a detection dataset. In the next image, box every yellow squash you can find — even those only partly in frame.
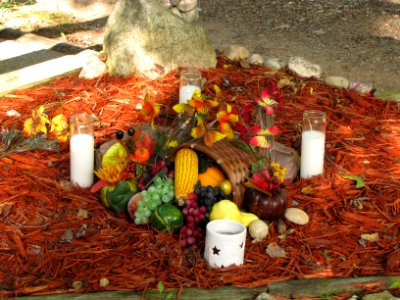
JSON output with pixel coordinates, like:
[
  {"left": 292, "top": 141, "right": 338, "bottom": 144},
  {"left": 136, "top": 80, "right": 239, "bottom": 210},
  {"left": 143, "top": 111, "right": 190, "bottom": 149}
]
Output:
[{"left": 174, "top": 148, "right": 199, "bottom": 206}]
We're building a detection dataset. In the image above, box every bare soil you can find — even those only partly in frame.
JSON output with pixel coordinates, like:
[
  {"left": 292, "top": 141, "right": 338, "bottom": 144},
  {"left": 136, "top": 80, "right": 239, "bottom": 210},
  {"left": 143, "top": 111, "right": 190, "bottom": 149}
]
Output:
[{"left": 1, "top": 0, "right": 400, "bottom": 89}]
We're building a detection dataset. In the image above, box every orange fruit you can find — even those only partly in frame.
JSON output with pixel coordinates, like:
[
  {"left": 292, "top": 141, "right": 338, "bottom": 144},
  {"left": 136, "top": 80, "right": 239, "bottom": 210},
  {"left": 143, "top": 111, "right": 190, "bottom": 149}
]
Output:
[{"left": 198, "top": 166, "right": 226, "bottom": 187}]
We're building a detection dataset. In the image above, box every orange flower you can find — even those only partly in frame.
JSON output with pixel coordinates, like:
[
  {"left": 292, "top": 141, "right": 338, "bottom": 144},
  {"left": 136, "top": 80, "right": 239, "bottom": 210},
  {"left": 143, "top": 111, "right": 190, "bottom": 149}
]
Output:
[
  {"left": 133, "top": 147, "right": 150, "bottom": 163},
  {"left": 141, "top": 94, "right": 160, "bottom": 129}
]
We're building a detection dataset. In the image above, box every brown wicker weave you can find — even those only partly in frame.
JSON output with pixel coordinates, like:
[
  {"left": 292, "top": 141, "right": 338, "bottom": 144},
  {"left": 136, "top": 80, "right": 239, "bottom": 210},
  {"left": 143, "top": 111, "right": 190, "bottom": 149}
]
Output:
[{"left": 177, "top": 139, "right": 255, "bottom": 209}]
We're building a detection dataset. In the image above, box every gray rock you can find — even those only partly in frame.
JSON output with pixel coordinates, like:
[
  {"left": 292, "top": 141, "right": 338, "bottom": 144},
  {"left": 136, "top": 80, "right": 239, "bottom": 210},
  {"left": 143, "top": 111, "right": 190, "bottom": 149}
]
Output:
[
  {"left": 249, "top": 53, "right": 264, "bottom": 66},
  {"left": 288, "top": 57, "right": 321, "bottom": 78},
  {"left": 349, "top": 81, "right": 374, "bottom": 94},
  {"left": 103, "top": 0, "right": 216, "bottom": 79},
  {"left": 264, "top": 57, "right": 286, "bottom": 71},
  {"left": 224, "top": 44, "right": 250, "bottom": 61},
  {"left": 77, "top": 50, "right": 106, "bottom": 80},
  {"left": 177, "top": 0, "right": 197, "bottom": 12}
]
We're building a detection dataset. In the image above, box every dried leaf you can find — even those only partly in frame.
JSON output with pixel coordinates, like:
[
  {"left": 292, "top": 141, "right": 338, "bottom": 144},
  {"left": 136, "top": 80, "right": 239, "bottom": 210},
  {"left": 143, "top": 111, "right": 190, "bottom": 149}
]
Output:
[
  {"left": 301, "top": 185, "right": 314, "bottom": 195},
  {"left": 77, "top": 209, "right": 89, "bottom": 219},
  {"left": 361, "top": 233, "right": 380, "bottom": 242},
  {"left": 266, "top": 242, "right": 287, "bottom": 258},
  {"left": 0, "top": 204, "right": 12, "bottom": 218}
]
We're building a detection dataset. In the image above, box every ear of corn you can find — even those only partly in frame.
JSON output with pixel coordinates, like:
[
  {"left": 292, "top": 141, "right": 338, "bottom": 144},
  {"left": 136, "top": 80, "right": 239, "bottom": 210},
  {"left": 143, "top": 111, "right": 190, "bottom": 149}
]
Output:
[{"left": 174, "top": 148, "right": 199, "bottom": 206}]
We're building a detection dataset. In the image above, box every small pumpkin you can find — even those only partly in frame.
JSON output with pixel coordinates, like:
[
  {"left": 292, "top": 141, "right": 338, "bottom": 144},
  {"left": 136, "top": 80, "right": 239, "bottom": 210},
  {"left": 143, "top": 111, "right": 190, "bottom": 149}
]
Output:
[
  {"left": 243, "top": 188, "right": 288, "bottom": 221},
  {"left": 198, "top": 165, "right": 226, "bottom": 187}
]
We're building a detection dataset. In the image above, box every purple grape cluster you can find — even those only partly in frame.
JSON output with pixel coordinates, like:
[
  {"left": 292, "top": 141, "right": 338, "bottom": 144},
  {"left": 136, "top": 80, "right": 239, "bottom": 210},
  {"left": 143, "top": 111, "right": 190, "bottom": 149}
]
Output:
[{"left": 179, "top": 193, "right": 207, "bottom": 248}]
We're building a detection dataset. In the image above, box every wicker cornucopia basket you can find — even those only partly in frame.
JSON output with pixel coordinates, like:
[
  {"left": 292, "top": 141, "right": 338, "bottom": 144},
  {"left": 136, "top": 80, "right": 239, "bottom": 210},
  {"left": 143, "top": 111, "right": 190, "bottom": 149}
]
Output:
[{"left": 177, "top": 139, "right": 255, "bottom": 208}]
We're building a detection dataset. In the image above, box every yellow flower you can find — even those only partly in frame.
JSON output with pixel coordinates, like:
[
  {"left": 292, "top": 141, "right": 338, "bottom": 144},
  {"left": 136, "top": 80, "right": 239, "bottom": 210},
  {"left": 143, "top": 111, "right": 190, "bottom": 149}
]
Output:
[
  {"left": 50, "top": 114, "right": 69, "bottom": 142},
  {"left": 23, "top": 105, "right": 50, "bottom": 136},
  {"left": 271, "top": 162, "right": 286, "bottom": 182},
  {"left": 94, "top": 163, "right": 126, "bottom": 185}
]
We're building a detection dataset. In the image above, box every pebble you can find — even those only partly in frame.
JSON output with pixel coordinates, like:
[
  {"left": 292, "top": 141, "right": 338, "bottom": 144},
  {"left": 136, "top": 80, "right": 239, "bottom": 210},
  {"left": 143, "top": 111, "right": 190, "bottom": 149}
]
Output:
[
  {"left": 284, "top": 207, "right": 309, "bottom": 225},
  {"left": 224, "top": 44, "right": 250, "bottom": 62},
  {"left": 5, "top": 109, "right": 21, "bottom": 117},
  {"left": 288, "top": 57, "right": 321, "bottom": 78},
  {"left": 324, "top": 75, "right": 349, "bottom": 89},
  {"left": 72, "top": 280, "right": 83, "bottom": 290},
  {"left": 249, "top": 53, "right": 264, "bottom": 66},
  {"left": 99, "top": 277, "right": 110, "bottom": 288},
  {"left": 349, "top": 81, "right": 374, "bottom": 94},
  {"left": 256, "top": 292, "right": 277, "bottom": 300},
  {"left": 264, "top": 57, "right": 286, "bottom": 71}
]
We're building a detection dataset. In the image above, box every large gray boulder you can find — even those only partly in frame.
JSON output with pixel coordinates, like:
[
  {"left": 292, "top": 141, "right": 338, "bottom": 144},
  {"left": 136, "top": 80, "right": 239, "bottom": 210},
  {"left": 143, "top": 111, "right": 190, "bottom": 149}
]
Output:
[{"left": 103, "top": 0, "right": 216, "bottom": 79}]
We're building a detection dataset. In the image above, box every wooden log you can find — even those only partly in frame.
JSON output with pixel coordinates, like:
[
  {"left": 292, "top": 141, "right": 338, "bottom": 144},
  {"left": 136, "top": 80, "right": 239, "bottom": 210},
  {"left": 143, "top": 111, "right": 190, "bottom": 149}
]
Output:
[{"left": 16, "top": 276, "right": 400, "bottom": 300}]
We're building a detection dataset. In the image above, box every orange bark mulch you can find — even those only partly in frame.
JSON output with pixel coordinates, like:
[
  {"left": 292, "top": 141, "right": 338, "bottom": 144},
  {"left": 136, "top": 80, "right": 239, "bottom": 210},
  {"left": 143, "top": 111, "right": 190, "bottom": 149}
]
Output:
[{"left": 0, "top": 57, "right": 400, "bottom": 298}]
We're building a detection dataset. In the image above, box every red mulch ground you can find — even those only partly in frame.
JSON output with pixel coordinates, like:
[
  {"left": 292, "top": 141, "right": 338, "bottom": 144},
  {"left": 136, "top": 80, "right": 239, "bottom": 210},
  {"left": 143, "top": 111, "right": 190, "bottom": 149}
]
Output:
[{"left": 0, "top": 57, "right": 400, "bottom": 298}]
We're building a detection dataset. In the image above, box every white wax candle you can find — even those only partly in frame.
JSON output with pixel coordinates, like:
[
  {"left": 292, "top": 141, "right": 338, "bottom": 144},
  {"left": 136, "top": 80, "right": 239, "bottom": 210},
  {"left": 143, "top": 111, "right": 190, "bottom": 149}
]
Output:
[
  {"left": 70, "top": 133, "right": 94, "bottom": 188},
  {"left": 300, "top": 130, "right": 326, "bottom": 179},
  {"left": 179, "top": 84, "right": 200, "bottom": 104}
]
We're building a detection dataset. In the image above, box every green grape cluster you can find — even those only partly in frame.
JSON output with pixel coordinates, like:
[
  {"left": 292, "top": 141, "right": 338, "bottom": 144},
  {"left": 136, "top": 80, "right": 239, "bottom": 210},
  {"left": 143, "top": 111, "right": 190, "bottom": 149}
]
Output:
[{"left": 134, "top": 175, "right": 175, "bottom": 225}]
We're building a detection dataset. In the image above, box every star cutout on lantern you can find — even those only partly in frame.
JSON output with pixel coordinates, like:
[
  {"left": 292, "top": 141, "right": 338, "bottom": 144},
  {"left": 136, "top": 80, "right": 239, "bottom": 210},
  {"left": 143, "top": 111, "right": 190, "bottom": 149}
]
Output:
[
  {"left": 239, "top": 242, "right": 244, "bottom": 248},
  {"left": 212, "top": 246, "right": 221, "bottom": 255}
]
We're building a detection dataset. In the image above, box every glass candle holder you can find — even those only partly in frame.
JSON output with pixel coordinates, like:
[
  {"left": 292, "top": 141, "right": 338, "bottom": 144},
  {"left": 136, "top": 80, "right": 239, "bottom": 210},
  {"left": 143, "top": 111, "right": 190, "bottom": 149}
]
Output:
[
  {"left": 300, "top": 110, "right": 327, "bottom": 179},
  {"left": 69, "top": 114, "right": 95, "bottom": 188},
  {"left": 179, "top": 68, "right": 201, "bottom": 104},
  {"left": 204, "top": 220, "right": 246, "bottom": 268}
]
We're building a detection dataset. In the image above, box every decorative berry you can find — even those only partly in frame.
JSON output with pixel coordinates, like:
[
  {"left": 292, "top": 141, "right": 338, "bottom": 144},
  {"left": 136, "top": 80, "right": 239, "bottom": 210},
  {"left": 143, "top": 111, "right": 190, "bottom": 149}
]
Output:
[
  {"left": 116, "top": 130, "right": 124, "bottom": 140},
  {"left": 127, "top": 127, "right": 135, "bottom": 136}
]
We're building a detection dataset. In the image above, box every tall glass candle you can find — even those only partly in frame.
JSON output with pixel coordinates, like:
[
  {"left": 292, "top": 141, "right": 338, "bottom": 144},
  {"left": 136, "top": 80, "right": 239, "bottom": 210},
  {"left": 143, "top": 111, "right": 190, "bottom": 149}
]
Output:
[
  {"left": 179, "top": 68, "right": 201, "bottom": 104},
  {"left": 70, "top": 114, "right": 94, "bottom": 188},
  {"left": 300, "top": 110, "right": 327, "bottom": 179}
]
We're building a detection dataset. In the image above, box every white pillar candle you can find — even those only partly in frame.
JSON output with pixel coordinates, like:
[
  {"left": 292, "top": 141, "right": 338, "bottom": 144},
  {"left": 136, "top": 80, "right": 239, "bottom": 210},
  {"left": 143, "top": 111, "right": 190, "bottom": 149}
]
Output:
[
  {"left": 300, "top": 130, "right": 326, "bottom": 179},
  {"left": 179, "top": 84, "right": 200, "bottom": 104},
  {"left": 69, "top": 114, "right": 95, "bottom": 188},
  {"left": 70, "top": 133, "right": 94, "bottom": 188},
  {"left": 300, "top": 110, "right": 327, "bottom": 179}
]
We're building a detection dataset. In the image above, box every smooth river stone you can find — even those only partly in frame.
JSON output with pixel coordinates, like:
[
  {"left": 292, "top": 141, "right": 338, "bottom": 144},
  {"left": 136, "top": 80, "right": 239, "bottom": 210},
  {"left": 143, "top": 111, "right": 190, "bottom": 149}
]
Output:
[
  {"left": 324, "top": 75, "right": 349, "bottom": 89},
  {"left": 284, "top": 207, "right": 309, "bottom": 225}
]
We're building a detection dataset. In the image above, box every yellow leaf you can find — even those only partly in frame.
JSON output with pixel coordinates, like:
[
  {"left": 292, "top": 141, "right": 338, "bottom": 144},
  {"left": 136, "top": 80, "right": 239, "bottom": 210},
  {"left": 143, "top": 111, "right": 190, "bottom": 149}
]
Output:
[
  {"left": 204, "top": 130, "right": 225, "bottom": 147},
  {"left": 173, "top": 103, "right": 187, "bottom": 114}
]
